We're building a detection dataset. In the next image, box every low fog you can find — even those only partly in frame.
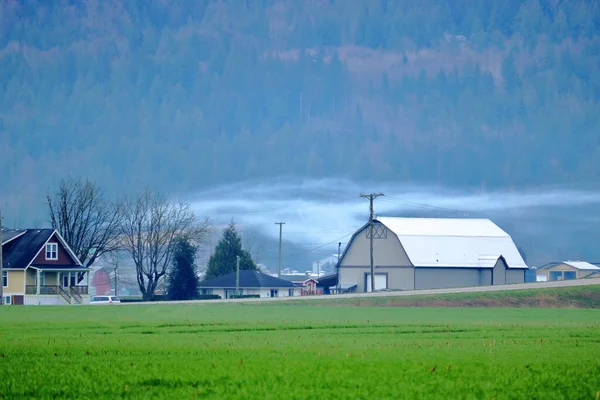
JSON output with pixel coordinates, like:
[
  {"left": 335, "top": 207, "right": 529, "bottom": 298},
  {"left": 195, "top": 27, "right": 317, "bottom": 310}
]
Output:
[{"left": 187, "top": 178, "right": 600, "bottom": 270}]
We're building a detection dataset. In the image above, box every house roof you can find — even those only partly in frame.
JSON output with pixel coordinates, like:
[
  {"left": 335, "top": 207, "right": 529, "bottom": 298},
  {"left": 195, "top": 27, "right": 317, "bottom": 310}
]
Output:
[
  {"left": 375, "top": 217, "right": 528, "bottom": 269},
  {"left": 198, "top": 270, "right": 298, "bottom": 289},
  {"left": 562, "top": 261, "right": 600, "bottom": 270},
  {"left": 1, "top": 229, "right": 84, "bottom": 270},
  {"left": 1, "top": 229, "right": 27, "bottom": 245}
]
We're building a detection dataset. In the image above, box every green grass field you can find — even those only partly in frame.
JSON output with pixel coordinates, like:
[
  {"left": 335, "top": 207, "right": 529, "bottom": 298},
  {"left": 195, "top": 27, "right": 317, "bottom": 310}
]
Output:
[{"left": 1, "top": 296, "right": 599, "bottom": 399}]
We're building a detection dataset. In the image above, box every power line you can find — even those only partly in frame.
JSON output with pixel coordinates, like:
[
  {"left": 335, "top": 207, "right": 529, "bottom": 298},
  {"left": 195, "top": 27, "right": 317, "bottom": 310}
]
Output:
[{"left": 275, "top": 221, "right": 285, "bottom": 278}]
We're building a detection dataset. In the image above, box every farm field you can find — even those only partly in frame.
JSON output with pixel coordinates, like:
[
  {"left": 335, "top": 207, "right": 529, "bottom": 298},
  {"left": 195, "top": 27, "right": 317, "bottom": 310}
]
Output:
[{"left": 1, "top": 303, "right": 599, "bottom": 399}]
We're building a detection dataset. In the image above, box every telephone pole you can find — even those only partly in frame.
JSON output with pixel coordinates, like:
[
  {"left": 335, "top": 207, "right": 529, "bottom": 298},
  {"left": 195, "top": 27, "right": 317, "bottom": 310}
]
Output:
[
  {"left": 275, "top": 222, "right": 285, "bottom": 278},
  {"left": 236, "top": 255, "right": 240, "bottom": 297},
  {"left": 336, "top": 242, "right": 341, "bottom": 294},
  {"left": 360, "top": 192, "right": 384, "bottom": 293}
]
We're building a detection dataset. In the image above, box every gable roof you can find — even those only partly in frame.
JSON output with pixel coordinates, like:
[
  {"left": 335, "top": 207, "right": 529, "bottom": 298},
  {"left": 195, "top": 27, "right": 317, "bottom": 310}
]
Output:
[
  {"left": 1, "top": 229, "right": 83, "bottom": 269},
  {"left": 562, "top": 261, "right": 600, "bottom": 270},
  {"left": 1, "top": 229, "right": 27, "bottom": 245},
  {"left": 376, "top": 217, "right": 528, "bottom": 269},
  {"left": 198, "top": 270, "right": 298, "bottom": 289}
]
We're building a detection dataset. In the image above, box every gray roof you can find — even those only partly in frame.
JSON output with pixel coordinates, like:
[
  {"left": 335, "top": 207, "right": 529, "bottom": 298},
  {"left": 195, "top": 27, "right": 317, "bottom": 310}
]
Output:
[
  {"left": 562, "top": 261, "right": 600, "bottom": 270},
  {"left": 2, "top": 229, "right": 84, "bottom": 270},
  {"left": 1, "top": 229, "right": 27, "bottom": 244},
  {"left": 2, "top": 229, "right": 55, "bottom": 269},
  {"left": 198, "top": 270, "right": 298, "bottom": 289}
]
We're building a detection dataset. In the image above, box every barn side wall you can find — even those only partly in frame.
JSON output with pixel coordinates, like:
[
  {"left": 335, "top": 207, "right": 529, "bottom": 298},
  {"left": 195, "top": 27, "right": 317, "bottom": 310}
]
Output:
[
  {"left": 505, "top": 269, "right": 526, "bottom": 284},
  {"left": 414, "top": 268, "right": 483, "bottom": 290}
]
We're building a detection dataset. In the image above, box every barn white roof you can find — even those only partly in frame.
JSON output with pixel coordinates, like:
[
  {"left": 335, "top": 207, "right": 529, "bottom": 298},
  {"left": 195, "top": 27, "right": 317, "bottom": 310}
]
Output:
[
  {"left": 376, "top": 217, "right": 528, "bottom": 269},
  {"left": 563, "top": 261, "right": 600, "bottom": 270}
]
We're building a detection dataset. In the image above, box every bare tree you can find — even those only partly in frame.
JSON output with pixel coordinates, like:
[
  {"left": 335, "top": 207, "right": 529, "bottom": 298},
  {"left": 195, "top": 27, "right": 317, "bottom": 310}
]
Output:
[
  {"left": 120, "top": 189, "right": 210, "bottom": 301},
  {"left": 242, "top": 227, "right": 264, "bottom": 264},
  {"left": 47, "top": 177, "right": 122, "bottom": 281}
]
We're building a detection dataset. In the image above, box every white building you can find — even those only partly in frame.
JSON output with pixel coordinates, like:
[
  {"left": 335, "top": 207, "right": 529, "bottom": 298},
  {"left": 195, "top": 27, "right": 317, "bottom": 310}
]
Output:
[{"left": 338, "top": 217, "right": 528, "bottom": 292}]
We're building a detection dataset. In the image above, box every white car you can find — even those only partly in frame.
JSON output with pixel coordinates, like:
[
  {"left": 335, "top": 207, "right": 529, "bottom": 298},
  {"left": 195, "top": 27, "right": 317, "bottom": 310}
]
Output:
[{"left": 90, "top": 295, "right": 121, "bottom": 305}]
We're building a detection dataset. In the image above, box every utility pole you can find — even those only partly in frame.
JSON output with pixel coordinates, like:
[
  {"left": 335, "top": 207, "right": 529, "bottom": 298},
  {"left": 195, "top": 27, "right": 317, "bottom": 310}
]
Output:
[
  {"left": 336, "top": 241, "right": 341, "bottom": 293},
  {"left": 113, "top": 254, "right": 119, "bottom": 297},
  {"left": 0, "top": 210, "right": 3, "bottom": 305},
  {"left": 275, "top": 222, "right": 285, "bottom": 278},
  {"left": 360, "top": 192, "right": 384, "bottom": 293},
  {"left": 235, "top": 255, "right": 240, "bottom": 297}
]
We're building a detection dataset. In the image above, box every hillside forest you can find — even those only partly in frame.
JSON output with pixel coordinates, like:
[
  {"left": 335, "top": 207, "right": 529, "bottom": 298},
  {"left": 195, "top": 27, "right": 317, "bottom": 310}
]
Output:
[{"left": 1, "top": 0, "right": 600, "bottom": 228}]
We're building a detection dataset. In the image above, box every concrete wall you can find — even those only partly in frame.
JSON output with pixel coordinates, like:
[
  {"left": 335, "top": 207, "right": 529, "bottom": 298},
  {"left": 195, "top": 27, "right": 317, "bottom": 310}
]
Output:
[
  {"left": 340, "top": 267, "right": 415, "bottom": 292},
  {"left": 24, "top": 296, "right": 63, "bottom": 306},
  {"left": 341, "top": 223, "right": 412, "bottom": 267},
  {"left": 506, "top": 269, "right": 525, "bottom": 284},
  {"left": 414, "top": 268, "right": 484, "bottom": 290}
]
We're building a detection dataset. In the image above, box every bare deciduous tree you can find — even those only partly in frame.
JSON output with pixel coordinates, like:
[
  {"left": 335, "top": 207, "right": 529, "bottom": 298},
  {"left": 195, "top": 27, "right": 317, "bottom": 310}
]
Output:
[
  {"left": 120, "top": 189, "right": 210, "bottom": 301},
  {"left": 47, "top": 177, "right": 122, "bottom": 281},
  {"left": 242, "top": 227, "right": 264, "bottom": 264}
]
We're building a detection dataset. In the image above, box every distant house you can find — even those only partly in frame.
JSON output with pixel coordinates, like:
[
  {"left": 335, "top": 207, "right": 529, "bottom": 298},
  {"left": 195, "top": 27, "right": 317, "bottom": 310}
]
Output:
[
  {"left": 537, "top": 261, "right": 600, "bottom": 281},
  {"left": 1, "top": 228, "right": 90, "bottom": 305},
  {"left": 198, "top": 270, "right": 302, "bottom": 299},
  {"left": 302, "top": 278, "right": 319, "bottom": 295},
  {"left": 338, "top": 217, "right": 528, "bottom": 292}
]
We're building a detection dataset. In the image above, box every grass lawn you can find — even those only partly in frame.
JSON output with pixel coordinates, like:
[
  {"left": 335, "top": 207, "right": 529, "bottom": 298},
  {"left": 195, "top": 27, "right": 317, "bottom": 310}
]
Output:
[{"left": 1, "top": 302, "right": 599, "bottom": 399}]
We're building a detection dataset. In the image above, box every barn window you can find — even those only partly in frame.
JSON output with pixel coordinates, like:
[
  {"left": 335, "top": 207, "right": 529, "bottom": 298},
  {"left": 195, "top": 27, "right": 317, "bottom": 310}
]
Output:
[
  {"left": 45, "top": 243, "right": 58, "bottom": 260},
  {"left": 366, "top": 224, "right": 387, "bottom": 239}
]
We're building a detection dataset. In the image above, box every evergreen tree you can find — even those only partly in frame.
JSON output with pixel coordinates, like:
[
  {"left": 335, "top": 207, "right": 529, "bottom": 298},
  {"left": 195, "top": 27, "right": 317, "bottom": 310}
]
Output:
[
  {"left": 166, "top": 238, "right": 200, "bottom": 300},
  {"left": 205, "top": 222, "right": 257, "bottom": 280}
]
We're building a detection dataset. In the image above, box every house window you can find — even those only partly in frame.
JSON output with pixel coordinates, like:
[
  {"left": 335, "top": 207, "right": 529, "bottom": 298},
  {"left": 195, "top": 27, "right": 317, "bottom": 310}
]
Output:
[
  {"left": 288, "top": 289, "right": 294, "bottom": 297},
  {"left": 4, "top": 296, "right": 10, "bottom": 305},
  {"left": 201, "top": 289, "right": 213, "bottom": 295},
  {"left": 270, "top": 289, "right": 278, "bottom": 297},
  {"left": 2, "top": 271, "right": 6, "bottom": 287},
  {"left": 45, "top": 243, "right": 58, "bottom": 260},
  {"left": 40, "top": 272, "right": 45, "bottom": 286}
]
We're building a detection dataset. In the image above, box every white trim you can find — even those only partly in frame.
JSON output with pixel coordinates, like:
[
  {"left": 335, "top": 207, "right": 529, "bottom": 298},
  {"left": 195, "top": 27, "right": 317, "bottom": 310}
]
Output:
[
  {"left": 1, "top": 230, "right": 27, "bottom": 245},
  {"left": 24, "top": 230, "right": 85, "bottom": 270},
  {"left": 52, "top": 230, "right": 84, "bottom": 266},
  {"left": 45, "top": 243, "right": 58, "bottom": 260}
]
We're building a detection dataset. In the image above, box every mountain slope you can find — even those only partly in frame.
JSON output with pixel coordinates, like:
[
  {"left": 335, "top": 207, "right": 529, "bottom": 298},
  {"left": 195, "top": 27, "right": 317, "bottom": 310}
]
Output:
[{"left": 1, "top": 0, "right": 600, "bottom": 222}]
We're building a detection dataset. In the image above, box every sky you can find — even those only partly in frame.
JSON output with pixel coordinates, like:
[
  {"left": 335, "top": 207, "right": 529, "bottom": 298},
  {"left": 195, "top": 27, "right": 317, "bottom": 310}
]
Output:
[{"left": 187, "top": 178, "right": 600, "bottom": 269}]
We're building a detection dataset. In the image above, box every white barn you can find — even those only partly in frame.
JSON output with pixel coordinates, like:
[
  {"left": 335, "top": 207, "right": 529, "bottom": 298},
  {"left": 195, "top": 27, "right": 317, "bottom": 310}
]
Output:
[{"left": 338, "top": 217, "right": 528, "bottom": 292}]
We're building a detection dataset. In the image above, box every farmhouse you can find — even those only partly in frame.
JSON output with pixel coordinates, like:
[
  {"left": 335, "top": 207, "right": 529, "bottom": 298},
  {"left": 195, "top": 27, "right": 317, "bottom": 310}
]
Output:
[
  {"left": 198, "top": 270, "right": 302, "bottom": 299},
  {"left": 338, "top": 217, "right": 528, "bottom": 292},
  {"left": 536, "top": 261, "right": 600, "bottom": 281},
  {"left": 1, "top": 228, "right": 90, "bottom": 305}
]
